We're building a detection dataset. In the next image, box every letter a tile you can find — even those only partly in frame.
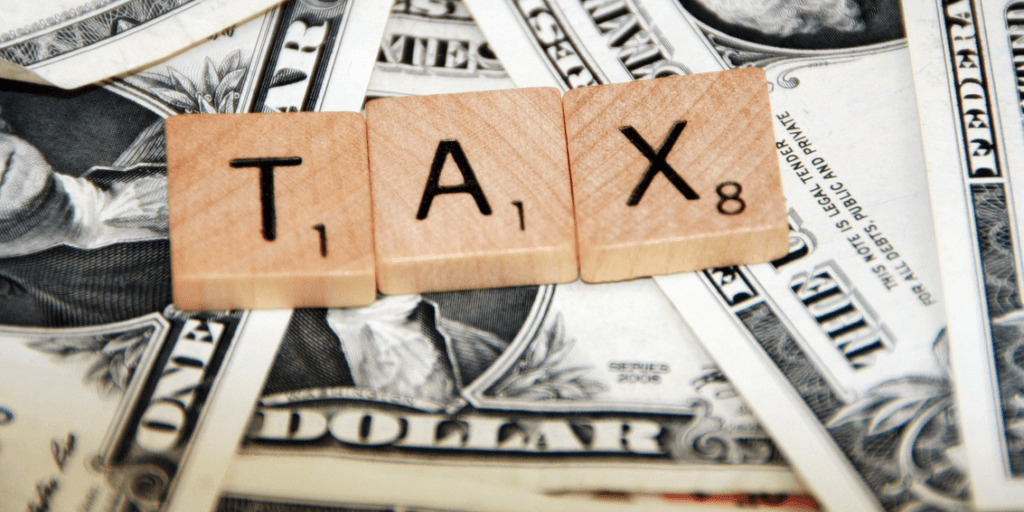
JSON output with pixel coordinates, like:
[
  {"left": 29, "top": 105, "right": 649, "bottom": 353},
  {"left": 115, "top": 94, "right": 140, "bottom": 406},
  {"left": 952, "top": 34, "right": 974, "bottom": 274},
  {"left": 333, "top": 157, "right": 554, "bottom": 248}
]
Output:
[
  {"left": 564, "top": 68, "right": 788, "bottom": 282},
  {"left": 366, "top": 88, "right": 578, "bottom": 294},
  {"left": 167, "top": 112, "right": 375, "bottom": 310}
]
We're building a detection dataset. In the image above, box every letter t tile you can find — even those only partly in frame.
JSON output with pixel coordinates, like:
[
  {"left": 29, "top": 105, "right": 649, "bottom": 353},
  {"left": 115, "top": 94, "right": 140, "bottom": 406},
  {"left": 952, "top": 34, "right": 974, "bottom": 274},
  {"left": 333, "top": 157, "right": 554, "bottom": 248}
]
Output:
[{"left": 167, "top": 112, "right": 375, "bottom": 310}]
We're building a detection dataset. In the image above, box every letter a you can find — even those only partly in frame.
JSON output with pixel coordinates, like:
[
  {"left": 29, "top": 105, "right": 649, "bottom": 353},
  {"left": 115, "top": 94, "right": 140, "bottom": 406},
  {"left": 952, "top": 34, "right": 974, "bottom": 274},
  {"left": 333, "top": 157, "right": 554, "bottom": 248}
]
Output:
[{"left": 417, "top": 139, "right": 492, "bottom": 220}]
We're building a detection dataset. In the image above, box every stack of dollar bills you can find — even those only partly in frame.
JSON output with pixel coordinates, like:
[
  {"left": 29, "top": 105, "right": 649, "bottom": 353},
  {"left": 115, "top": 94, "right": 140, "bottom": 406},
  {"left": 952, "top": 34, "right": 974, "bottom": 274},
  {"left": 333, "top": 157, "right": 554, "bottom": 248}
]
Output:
[{"left": 1, "top": 1, "right": 1020, "bottom": 511}]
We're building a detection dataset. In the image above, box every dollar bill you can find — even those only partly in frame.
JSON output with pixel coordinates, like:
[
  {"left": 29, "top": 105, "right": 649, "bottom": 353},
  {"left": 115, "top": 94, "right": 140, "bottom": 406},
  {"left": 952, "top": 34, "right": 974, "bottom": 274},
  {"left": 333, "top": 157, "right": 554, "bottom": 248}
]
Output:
[
  {"left": 212, "top": 2, "right": 802, "bottom": 509},
  {"left": 508, "top": 0, "right": 985, "bottom": 509},
  {"left": 221, "top": 468, "right": 813, "bottom": 512},
  {"left": 902, "top": 0, "right": 1024, "bottom": 508},
  {"left": 0, "top": 0, "right": 288, "bottom": 89},
  {"left": 0, "top": 310, "right": 291, "bottom": 512},
  {"left": 465, "top": 0, "right": 970, "bottom": 509},
  {"left": 0, "top": 1, "right": 390, "bottom": 510},
  {"left": 369, "top": 0, "right": 515, "bottom": 98},
  {"left": 219, "top": 470, "right": 814, "bottom": 512}
]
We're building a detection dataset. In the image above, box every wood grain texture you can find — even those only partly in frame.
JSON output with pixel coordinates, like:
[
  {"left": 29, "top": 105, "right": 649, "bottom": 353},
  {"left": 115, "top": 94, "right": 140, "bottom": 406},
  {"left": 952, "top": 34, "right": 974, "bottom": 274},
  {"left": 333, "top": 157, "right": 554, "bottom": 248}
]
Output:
[
  {"left": 167, "top": 112, "right": 375, "bottom": 310},
  {"left": 366, "top": 87, "right": 578, "bottom": 294},
  {"left": 564, "top": 68, "right": 788, "bottom": 283}
]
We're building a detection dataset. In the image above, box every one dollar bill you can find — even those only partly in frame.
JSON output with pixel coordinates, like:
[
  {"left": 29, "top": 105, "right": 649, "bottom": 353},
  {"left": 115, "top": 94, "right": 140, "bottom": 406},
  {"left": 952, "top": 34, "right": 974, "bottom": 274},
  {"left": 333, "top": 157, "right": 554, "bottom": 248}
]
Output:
[
  {"left": 904, "top": 0, "right": 1024, "bottom": 508},
  {"left": 463, "top": 0, "right": 968, "bottom": 510},
  {"left": 0, "top": 1, "right": 391, "bottom": 510},
  {"left": 215, "top": 3, "right": 801, "bottom": 509},
  {"left": 0, "top": 0, "right": 288, "bottom": 89}
]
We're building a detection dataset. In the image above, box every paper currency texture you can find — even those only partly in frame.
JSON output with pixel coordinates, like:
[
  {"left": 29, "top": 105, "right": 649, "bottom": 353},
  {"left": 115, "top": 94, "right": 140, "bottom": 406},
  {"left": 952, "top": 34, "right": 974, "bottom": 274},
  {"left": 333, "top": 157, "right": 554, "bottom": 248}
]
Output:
[
  {"left": 904, "top": 0, "right": 1024, "bottom": 508},
  {"left": 0, "top": 0, "right": 288, "bottom": 88}
]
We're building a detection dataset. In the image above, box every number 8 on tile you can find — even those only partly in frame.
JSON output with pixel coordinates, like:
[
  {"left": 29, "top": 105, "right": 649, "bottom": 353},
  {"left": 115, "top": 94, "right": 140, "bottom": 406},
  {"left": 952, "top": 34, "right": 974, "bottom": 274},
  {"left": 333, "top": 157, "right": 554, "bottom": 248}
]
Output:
[{"left": 564, "top": 68, "right": 788, "bottom": 283}]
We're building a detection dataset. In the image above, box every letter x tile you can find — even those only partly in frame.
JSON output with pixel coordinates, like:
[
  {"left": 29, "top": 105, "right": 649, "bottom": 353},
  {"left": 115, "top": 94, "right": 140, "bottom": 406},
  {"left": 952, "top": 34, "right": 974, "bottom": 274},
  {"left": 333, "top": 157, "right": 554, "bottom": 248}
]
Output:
[
  {"left": 366, "top": 87, "right": 578, "bottom": 294},
  {"left": 564, "top": 68, "right": 789, "bottom": 282}
]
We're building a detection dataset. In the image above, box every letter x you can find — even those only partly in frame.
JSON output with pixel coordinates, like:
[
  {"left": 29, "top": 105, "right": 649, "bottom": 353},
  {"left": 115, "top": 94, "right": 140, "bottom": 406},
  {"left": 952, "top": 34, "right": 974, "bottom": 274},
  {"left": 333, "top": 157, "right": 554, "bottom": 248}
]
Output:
[{"left": 620, "top": 121, "right": 699, "bottom": 206}]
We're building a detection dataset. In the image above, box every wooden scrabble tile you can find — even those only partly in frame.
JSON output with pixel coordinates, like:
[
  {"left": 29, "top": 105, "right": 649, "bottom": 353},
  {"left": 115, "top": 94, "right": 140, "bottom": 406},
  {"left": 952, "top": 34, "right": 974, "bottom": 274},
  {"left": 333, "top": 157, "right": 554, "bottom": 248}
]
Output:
[
  {"left": 167, "top": 112, "right": 375, "bottom": 310},
  {"left": 366, "top": 87, "right": 577, "bottom": 294},
  {"left": 564, "top": 68, "right": 788, "bottom": 283}
]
